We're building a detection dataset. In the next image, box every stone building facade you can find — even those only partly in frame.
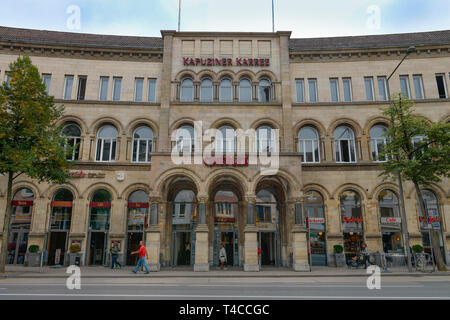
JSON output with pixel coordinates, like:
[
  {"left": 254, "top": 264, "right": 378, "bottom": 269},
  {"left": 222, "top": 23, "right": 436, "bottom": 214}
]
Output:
[{"left": 0, "top": 26, "right": 449, "bottom": 270}]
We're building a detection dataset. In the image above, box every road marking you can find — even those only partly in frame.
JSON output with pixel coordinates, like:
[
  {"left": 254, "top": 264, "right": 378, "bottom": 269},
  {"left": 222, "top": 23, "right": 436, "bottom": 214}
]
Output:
[{"left": 0, "top": 293, "right": 448, "bottom": 299}]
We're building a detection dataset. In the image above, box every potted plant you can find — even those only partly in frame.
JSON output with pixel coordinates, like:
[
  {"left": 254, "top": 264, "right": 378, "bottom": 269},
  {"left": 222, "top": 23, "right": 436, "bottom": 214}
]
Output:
[
  {"left": 27, "top": 245, "right": 41, "bottom": 267},
  {"left": 412, "top": 244, "right": 424, "bottom": 253},
  {"left": 334, "top": 245, "right": 346, "bottom": 267},
  {"left": 69, "top": 244, "right": 82, "bottom": 266}
]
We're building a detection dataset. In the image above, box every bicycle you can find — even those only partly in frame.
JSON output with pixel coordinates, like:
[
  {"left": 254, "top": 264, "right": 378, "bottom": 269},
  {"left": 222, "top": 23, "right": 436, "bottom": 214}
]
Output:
[{"left": 414, "top": 253, "right": 436, "bottom": 272}]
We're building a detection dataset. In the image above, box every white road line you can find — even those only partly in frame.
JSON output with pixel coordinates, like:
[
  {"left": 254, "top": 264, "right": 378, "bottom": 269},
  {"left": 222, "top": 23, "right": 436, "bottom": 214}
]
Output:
[
  {"left": 0, "top": 293, "right": 448, "bottom": 299},
  {"left": 0, "top": 284, "right": 426, "bottom": 288}
]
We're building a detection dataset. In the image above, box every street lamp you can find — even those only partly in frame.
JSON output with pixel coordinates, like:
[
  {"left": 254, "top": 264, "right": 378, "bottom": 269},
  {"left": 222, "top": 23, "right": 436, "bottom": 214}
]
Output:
[{"left": 386, "top": 46, "right": 416, "bottom": 272}]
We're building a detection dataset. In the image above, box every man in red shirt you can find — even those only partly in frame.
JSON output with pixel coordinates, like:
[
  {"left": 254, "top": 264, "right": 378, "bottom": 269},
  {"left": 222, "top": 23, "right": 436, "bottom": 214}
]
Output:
[{"left": 131, "top": 241, "right": 150, "bottom": 274}]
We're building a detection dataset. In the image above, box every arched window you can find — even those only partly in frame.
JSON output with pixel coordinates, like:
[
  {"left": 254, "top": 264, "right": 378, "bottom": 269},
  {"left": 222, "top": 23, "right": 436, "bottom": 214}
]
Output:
[
  {"left": 370, "top": 125, "right": 388, "bottom": 162},
  {"left": 340, "top": 190, "right": 363, "bottom": 259},
  {"left": 180, "top": 78, "right": 194, "bottom": 102},
  {"left": 50, "top": 189, "right": 73, "bottom": 231},
  {"left": 258, "top": 78, "right": 272, "bottom": 102},
  {"left": 63, "top": 123, "right": 81, "bottom": 161},
  {"left": 334, "top": 126, "right": 357, "bottom": 163},
  {"left": 298, "top": 126, "right": 320, "bottom": 163},
  {"left": 89, "top": 189, "right": 112, "bottom": 231},
  {"left": 378, "top": 190, "right": 403, "bottom": 253},
  {"left": 127, "top": 190, "right": 149, "bottom": 232},
  {"left": 11, "top": 188, "right": 34, "bottom": 226},
  {"left": 239, "top": 78, "right": 252, "bottom": 102},
  {"left": 219, "top": 78, "right": 233, "bottom": 102},
  {"left": 216, "top": 125, "right": 236, "bottom": 153},
  {"left": 96, "top": 125, "right": 118, "bottom": 162},
  {"left": 256, "top": 125, "right": 277, "bottom": 153},
  {"left": 132, "top": 126, "right": 154, "bottom": 163},
  {"left": 200, "top": 78, "right": 213, "bottom": 102},
  {"left": 175, "top": 125, "right": 195, "bottom": 153},
  {"left": 305, "top": 190, "right": 327, "bottom": 266}
]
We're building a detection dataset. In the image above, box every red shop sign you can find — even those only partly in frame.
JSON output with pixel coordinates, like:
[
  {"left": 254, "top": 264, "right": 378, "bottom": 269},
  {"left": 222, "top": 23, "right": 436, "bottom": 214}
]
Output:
[
  {"left": 89, "top": 202, "right": 111, "bottom": 208},
  {"left": 51, "top": 201, "right": 73, "bottom": 208},
  {"left": 419, "top": 216, "right": 441, "bottom": 224},
  {"left": 342, "top": 216, "right": 363, "bottom": 224},
  {"left": 128, "top": 202, "right": 149, "bottom": 209},
  {"left": 204, "top": 155, "right": 249, "bottom": 167},
  {"left": 11, "top": 200, "right": 34, "bottom": 206}
]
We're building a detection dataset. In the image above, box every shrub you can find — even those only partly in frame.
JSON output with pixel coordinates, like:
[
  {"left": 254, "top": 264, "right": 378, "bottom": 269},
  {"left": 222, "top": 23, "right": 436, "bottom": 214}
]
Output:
[
  {"left": 28, "top": 245, "right": 39, "bottom": 253},
  {"left": 70, "top": 244, "right": 81, "bottom": 253},
  {"left": 334, "top": 245, "right": 344, "bottom": 254},
  {"left": 412, "top": 245, "right": 424, "bottom": 253}
]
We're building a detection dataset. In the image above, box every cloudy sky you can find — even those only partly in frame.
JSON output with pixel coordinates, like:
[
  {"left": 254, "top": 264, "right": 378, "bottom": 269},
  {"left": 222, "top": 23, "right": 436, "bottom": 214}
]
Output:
[{"left": 1, "top": 0, "right": 449, "bottom": 38}]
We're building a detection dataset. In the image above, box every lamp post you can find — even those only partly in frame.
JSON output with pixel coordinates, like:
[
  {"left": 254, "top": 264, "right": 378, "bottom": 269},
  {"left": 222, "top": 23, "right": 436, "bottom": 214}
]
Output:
[{"left": 386, "top": 46, "right": 416, "bottom": 272}]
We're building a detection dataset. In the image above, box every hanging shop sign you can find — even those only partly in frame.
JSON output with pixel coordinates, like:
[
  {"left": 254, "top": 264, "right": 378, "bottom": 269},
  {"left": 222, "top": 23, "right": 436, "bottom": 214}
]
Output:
[
  {"left": 380, "top": 217, "right": 401, "bottom": 224},
  {"left": 183, "top": 57, "right": 270, "bottom": 67},
  {"left": 307, "top": 217, "right": 325, "bottom": 224}
]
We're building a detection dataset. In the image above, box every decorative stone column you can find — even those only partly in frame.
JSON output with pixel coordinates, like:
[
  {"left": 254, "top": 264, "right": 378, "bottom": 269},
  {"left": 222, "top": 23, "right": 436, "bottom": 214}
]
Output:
[
  {"left": 325, "top": 199, "right": 344, "bottom": 267},
  {"left": 194, "top": 198, "right": 209, "bottom": 271},
  {"left": 292, "top": 200, "right": 310, "bottom": 271},
  {"left": 244, "top": 196, "right": 259, "bottom": 272},
  {"left": 146, "top": 198, "right": 161, "bottom": 271}
]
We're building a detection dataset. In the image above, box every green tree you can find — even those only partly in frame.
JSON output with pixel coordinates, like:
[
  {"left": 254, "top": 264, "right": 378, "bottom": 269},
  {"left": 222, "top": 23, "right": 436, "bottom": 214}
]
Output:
[
  {"left": 379, "top": 94, "right": 450, "bottom": 271},
  {"left": 0, "top": 56, "right": 72, "bottom": 273}
]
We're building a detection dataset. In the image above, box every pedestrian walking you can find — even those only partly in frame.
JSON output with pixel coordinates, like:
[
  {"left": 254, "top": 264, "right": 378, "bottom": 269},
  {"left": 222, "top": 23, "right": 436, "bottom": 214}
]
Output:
[
  {"left": 110, "top": 243, "right": 122, "bottom": 269},
  {"left": 362, "top": 243, "right": 371, "bottom": 269},
  {"left": 131, "top": 241, "right": 150, "bottom": 274},
  {"left": 219, "top": 244, "right": 227, "bottom": 270}
]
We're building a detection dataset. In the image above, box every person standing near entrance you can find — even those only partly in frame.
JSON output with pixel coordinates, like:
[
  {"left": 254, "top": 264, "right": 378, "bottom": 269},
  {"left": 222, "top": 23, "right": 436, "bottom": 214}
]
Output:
[
  {"left": 131, "top": 241, "right": 149, "bottom": 274},
  {"left": 110, "top": 243, "right": 122, "bottom": 269},
  {"left": 219, "top": 244, "right": 227, "bottom": 270},
  {"left": 362, "top": 243, "right": 371, "bottom": 269}
]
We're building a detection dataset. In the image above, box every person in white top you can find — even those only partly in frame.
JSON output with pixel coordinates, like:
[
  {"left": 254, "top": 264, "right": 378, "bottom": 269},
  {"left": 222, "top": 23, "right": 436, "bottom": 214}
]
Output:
[{"left": 219, "top": 244, "right": 227, "bottom": 270}]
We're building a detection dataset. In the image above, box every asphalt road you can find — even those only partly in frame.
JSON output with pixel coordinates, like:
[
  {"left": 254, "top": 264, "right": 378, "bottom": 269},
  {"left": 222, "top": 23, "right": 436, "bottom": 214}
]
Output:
[{"left": 0, "top": 276, "right": 449, "bottom": 300}]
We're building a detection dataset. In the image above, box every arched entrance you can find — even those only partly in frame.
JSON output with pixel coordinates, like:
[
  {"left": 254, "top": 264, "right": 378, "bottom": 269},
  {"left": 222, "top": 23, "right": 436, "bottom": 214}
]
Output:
[
  {"left": 126, "top": 190, "right": 149, "bottom": 265},
  {"left": 340, "top": 190, "right": 364, "bottom": 264},
  {"left": 48, "top": 189, "right": 73, "bottom": 266},
  {"left": 8, "top": 188, "right": 35, "bottom": 265},
  {"left": 305, "top": 190, "right": 327, "bottom": 266},
  {"left": 88, "top": 189, "right": 112, "bottom": 265},
  {"left": 378, "top": 190, "right": 403, "bottom": 253}
]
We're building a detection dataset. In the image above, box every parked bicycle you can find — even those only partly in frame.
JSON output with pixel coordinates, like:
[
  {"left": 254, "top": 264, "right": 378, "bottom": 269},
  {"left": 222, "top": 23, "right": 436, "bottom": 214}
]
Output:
[{"left": 414, "top": 253, "right": 436, "bottom": 272}]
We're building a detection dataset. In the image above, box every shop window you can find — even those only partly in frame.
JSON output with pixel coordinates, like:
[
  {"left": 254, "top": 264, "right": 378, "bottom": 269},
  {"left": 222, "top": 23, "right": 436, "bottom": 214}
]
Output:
[
  {"left": 132, "top": 126, "right": 153, "bottom": 163},
  {"left": 378, "top": 190, "right": 403, "bottom": 253},
  {"left": 334, "top": 126, "right": 357, "bottom": 163},
  {"left": 63, "top": 123, "right": 81, "bottom": 161},
  {"left": 340, "top": 190, "right": 363, "bottom": 262},
  {"left": 89, "top": 189, "right": 112, "bottom": 231},
  {"left": 305, "top": 191, "right": 327, "bottom": 266},
  {"left": 298, "top": 126, "right": 320, "bottom": 163},
  {"left": 50, "top": 189, "right": 73, "bottom": 231},
  {"left": 95, "top": 125, "right": 118, "bottom": 162},
  {"left": 127, "top": 190, "right": 149, "bottom": 232}
]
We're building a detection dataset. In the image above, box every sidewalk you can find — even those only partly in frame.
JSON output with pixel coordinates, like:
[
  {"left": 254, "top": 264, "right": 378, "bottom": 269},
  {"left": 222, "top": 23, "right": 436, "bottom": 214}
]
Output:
[{"left": 2, "top": 265, "right": 450, "bottom": 278}]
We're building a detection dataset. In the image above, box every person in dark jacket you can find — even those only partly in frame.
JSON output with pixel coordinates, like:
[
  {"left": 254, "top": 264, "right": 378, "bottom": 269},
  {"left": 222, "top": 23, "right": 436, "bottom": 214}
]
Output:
[{"left": 110, "top": 243, "right": 122, "bottom": 269}]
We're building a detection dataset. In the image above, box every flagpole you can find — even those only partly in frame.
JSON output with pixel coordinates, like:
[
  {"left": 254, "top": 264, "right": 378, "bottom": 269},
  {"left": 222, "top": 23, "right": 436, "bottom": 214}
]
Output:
[{"left": 178, "top": 0, "right": 182, "bottom": 32}]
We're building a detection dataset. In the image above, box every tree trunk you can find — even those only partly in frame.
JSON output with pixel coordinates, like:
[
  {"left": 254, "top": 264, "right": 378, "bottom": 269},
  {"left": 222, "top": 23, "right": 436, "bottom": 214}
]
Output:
[
  {"left": 413, "top": 181, "right": 447, "bottom": 271},
  {"left": 0, "top": 171, "right": 14, "bottom": 273}
]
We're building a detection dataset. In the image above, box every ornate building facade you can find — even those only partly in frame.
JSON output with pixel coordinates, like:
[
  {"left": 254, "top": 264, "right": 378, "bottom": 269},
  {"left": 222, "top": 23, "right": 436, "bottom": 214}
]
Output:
[{"left": 0, "top": 26, "right": 449, "bottom": 270}]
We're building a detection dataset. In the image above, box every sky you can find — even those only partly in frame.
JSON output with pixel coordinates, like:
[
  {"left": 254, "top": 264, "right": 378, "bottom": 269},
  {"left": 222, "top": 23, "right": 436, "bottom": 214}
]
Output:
[{"left": 0, "top": 0, "right": 449, "bottom": 38}]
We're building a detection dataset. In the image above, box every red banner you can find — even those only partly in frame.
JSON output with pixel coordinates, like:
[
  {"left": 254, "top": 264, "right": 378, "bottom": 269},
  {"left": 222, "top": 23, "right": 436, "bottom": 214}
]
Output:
[
  {"left": 89, "top": 202, "right": 111, "bottom": 208},
  {"left": 128, "top": 202, "right": 149, "bottom": 209},
  {"left": 51, "top": 201, "right": 73, "bottom": 208},
  {"left": 342, "top": 216, "right": 363, "bottom": 224},
  {"left": 11, "top": 200, "right": 34, "bottom": 206}
]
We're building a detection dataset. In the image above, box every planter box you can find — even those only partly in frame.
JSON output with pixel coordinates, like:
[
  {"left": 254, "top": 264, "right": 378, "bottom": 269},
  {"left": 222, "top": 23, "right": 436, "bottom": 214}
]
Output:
[
  {"left": 335, "top": 253, "right": 346, "bottom": 267},
  {"left": 27, "top": 252, "right": 41, "bottom": 267}
]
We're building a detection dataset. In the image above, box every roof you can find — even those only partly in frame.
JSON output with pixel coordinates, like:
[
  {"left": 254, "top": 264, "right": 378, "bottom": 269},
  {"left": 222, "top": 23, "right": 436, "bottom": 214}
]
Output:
[
  {"left": 0, "top": 26, "right": 163, "bottom": 50},
  {"left": 289, "top": 30, "right": 450, "bottom": 51},
  {"left": 0, "top": 26, "right": 449, "bottom": 52}
]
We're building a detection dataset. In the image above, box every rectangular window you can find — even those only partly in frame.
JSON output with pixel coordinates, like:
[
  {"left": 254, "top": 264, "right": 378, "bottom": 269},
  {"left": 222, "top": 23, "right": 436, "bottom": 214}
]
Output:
[
  {"left": 399, "top": 76, "right": 410, "bottom": 99},
  {"left": 364, "top": 77, "right": 374, "bottom": 101},
  {"left": 63, "top": 75, "right": 74, "bottom": 100},
  {"left": 99, "top": 77, "right": 109, "bottom": 101},
  {"left": 134, "top": 78, "right": 144, "bottom": 102},
  {"left": 308, "top": 79, "right": 317, "bottom": 103},
  {"left": 377, "top": 76, "right": 388, "bottom": 101},
  {"left": 112, "top": 77, "right": 122, "bottom": 101},
  {"left": 342, "top": 78, "right": 352, "bottom": 102},
  {"left": 148, "top": 78, "right": 156, "bottom": 102},
  {"left": 295, "top": 79, "right": 304, "bottom": 103},
  {"left": 436, "top": 74, "right": 447, "bottom": 99},
  {"left": 42, "top": 74, "right": 51, "bottom": 94},
  {"left": 413, "top": 75, "right": 424, "bottom": 100},
  {"left": 77, "top": 76, "right": 87, "bottom": 100},
  {"left": 330, "top": 78, "right": 339, "bottom": 102}
]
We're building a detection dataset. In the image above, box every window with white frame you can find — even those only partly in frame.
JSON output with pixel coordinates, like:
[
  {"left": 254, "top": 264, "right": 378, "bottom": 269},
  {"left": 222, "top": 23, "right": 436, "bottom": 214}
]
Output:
[
  {"left": 180, "top": 78, "right": 194, "bottom": 102},
  {"left": 436, "top": 74, "right": 448, "bottom": 99},
  {"left": 413, "top": 75, "right": 424, "bottom": 100},
  {"left": 298, "top": 126, "right": 320, "bottom": 163},
  {"left": 334, "top": 126, "right": 357, "bottom": 163},
  {"left": 148, "top": 78, "right": 157, "bottom": 102},
  {"left": 258, "top": 78, "right": 272, "bottom": 102},
  {"left": 364, "top": 77, "right": 374, "bottom": 101},
  {"left": 370, "top": 125, "right": 388, "bottom": 162},
  {"left": 377, "top": 76, "right": 388, "bottom": 101},
  {"left": 99, "top": 77, "right": 109, "bottom": 101},
  {"left": 330, "top": 78, "right": 339, "bottom": 102},
  {"left": 112, "top": 77, "right": 122, "bottom": 101},
  {"left": 296, "top": 79, "right": 305, "bottom": 103},
  {"left": 200, "top": 78, "right": 213, "bottom": 102},
  {"left": 239, "top": 78, "right": 252, "bottom": 102},
  {"left": 135, "top": 78, "right": 144, "bottom": 102},
  {"left": 77, "top": 76, "right": 87, "bottom": 101},
  {"left": 256, "top": 126, "right": 277, "bottom": 153},
  {"left": 308, "top": 79, "right": 317, "bottom": 103},
  {"left": 95, "top": 125, "right": 118, "bottom": 162},
  {"left": 219, "top": 78, "right": 233, "bottom": 102},
  {"left": 175, "top": 125, "right": 195, "bottom": 153},
  {"left": 399, "top": 76, "right": 411, "bottom": 99},
  {"left": 63, "top": 123, "right": 81, "bottom": 161},
  {"left": 342, "top": 78, "right": 352, "bottom": 102},
  {"left": 132, "top": 126, "right": 153, "bottom": 163},
  {"left": 215, "top": 125, "right": 236, "bottom": 153},
  {"left": 63, "top": 75, "right": 74, "bottom": 100}
]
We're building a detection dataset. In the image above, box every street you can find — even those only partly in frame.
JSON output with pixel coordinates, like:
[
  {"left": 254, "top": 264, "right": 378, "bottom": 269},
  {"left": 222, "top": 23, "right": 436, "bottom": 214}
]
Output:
[{"left": 0, "top": 275, "right": 449, "bottom": 300}]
